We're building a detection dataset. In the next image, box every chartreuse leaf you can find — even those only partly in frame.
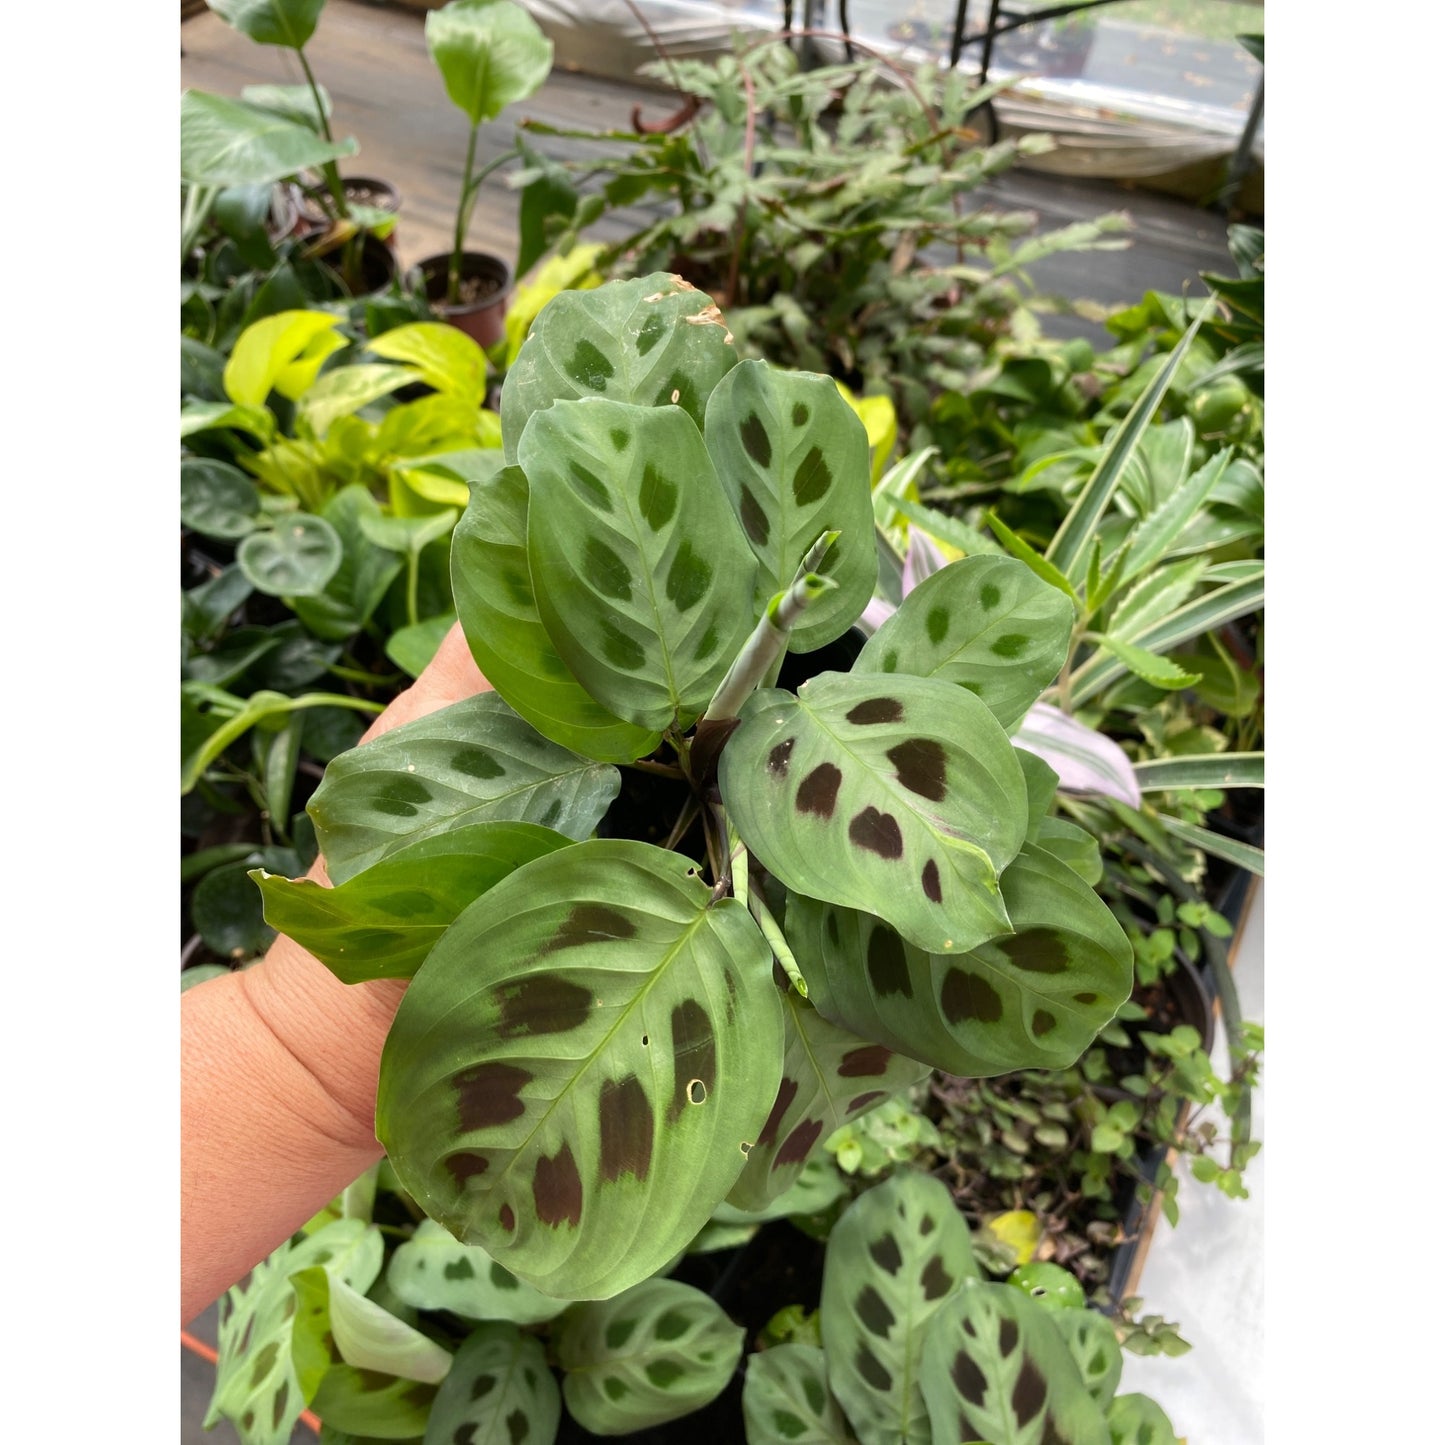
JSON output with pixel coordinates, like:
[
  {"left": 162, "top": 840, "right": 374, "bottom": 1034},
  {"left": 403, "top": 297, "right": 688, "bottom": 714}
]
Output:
[
  {"left": 721, "top": 673, "right": 1029, "bottom": 958},
  {"left": 451, "top": 464, "right": 660, "bottom": 761},
  {"left": 703, "top": 359, "right": 878, "bottom": 654},
  {"left": 727, "top": 988, "right": 929, "bottom": 1211},
  {"left": 297, "top": 364, "right": 416, "bottom": 439},
  {"left": 919, "top": 1283, "right": 1110, "bottom": 1445},
  {"left": 376, "top": 840, "right": 784, "bottom": 1299},
  {"left": 554, "top": 1278, "right": 745, "bottom": 1434},
  {"left": 386, "top": 1219, "right": 570, "bottom": 1326},
  {"left": 1105, "top": 1393, "right": 1182, "bottom": 1444},
  {"left": 208, "top": 1219, "right": 383, "bottom": 1445},
  {"left": 855, "top": 556, "right": 1073, "bottom": 733},
  {"left": 743, "top": 1343, "right": 854, "bottom": 1444},
  {"left": 368, "top": 323, "right": 488, "bottom": 410},
  {"left": 1051, "top": 1310, "right": 1122, "bottom": 1406},
  {"left": 520, "top": 398, "right": 758, "bottom": 732},
  {"left": 819, "top": 1170, "right": 979, "bottom": 1445},
  {"left": 252, "top": 821, "right": 572, "bottom": 981},
  {"left": 421, "top": 1323, "right": 560, "bottom": 1445},
  {"left": 224, "top": 309, "right": 347, "bottom": 407},
  {"left": 307, "top": 691, "right": 619, "bottom": 885},
  {"left": 499, "top": 271, "right": 738, "bottom": 464},
  {"left": 788, "top": 842, "right": 1132, "bottom": 1077},
  {"left": 290, "top": 1268, "right": 451, "bottom": 1437}
]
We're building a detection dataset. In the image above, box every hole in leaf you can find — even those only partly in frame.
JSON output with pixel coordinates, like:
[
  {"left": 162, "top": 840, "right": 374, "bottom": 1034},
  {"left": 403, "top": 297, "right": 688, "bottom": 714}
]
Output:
[
  {"left": 687, "top": 1079, "right": 707, "bottom": 1105},
  {"left": 739, "top": 1141, "right": 751, "bottom": 1155},
  {"left": 641, "top": 1034, "right": 649, "bottom": 1046}
]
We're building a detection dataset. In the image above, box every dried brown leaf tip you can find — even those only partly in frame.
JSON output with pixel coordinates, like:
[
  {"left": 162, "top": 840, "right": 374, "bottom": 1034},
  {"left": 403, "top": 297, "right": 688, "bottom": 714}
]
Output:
[{"left": 683, "top": 305, "right": 734, "bottom": 344}]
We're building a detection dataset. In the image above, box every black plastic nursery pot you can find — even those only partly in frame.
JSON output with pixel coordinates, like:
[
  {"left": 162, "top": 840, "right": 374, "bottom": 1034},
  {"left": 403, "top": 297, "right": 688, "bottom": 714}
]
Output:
[{"left": 412, "top": 250, "right": 513, "bottom": 351}]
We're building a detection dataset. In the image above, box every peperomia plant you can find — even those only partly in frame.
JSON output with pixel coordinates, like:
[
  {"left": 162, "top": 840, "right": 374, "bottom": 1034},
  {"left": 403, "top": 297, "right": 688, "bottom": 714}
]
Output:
[{"left": 254, "top": 273, "right": 1134, "bottom": 1303}]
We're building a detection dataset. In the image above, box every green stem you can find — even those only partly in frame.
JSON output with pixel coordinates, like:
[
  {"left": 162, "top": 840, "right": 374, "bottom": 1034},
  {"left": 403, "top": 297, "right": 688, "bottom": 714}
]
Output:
[
  {"left": 297, "top": 48, "right": 349, "bottom": 221},
  {"left": 181, "top": 184, "right": 217, "bottom": 261},
  {"left": 747, "top": 888, "right": 808, "bottom": 998},
  {"left": 450, "top": 140, "right": 520, "bottom": 305},
  {"left": 406, "top": 550, "right": 420, "bottom": 631}
]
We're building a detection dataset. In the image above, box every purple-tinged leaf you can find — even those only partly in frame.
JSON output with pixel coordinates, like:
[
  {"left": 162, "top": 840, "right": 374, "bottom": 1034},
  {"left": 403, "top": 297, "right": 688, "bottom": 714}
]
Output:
[{"left": 1012, "top": 704, "right": 1142, "bottom": 809}]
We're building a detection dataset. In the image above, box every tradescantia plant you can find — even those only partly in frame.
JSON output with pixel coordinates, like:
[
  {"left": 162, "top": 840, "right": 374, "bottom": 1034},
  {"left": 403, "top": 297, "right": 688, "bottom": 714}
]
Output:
[{"left": 254, "top": 273, "right": 1134, "bottom": 1303}]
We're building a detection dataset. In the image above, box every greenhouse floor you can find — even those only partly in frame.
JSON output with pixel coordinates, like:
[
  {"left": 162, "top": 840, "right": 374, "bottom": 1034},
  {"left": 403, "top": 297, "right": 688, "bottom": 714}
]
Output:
[{"left": 180, "top": 3, "right": 1263, "bottom": 1440}]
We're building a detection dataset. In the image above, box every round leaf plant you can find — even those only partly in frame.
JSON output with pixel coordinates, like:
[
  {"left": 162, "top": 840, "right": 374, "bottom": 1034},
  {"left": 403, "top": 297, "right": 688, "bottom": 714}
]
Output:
[{"left": 255, "top": 273, "right": 1133, "bottom": 1302}]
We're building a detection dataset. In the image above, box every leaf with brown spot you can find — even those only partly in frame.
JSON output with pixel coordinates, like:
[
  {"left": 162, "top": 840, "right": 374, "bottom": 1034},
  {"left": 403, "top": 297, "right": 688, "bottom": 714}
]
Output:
[
  {"left": 386, "top": 1220, "right": 569, "bottom": 1325},
  {"left": 704, "top": 359, "right": 878, "bottom": 652},
  {"left": 919, "top": 1283, "right": 1111, "bottom": 1444},
  {"left": 789, "top": 842, "right": 1132, "bottom": 1077},
  {"left": 726, "top": 988, "right": 928, "bottom": 1212},
  {"left": 422, "top": 1322, "right": 561, "bottom": 1445},
  {"left": 722, "top": 673, "right": 1028, "bottom": 957},
  {"left": 378, "top": 839, "right": 784, "bottom": 1300},
  {"left": 820, "top": 1172, "right": 980, "bottom": 1445}
]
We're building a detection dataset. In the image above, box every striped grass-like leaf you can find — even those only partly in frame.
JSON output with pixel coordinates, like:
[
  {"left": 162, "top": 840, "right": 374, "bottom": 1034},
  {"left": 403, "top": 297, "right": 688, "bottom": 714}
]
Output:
[
  {"left": 252, "top": 821, "right": 571, "bottom": 981},
  {"left": 720, "top": 672, "right": 1029, "bottom": 957},
  {"left": 743, "top": 1344, "right": 855, "bottom": 1445},
  {"left": 1045, "top": 303, "right": 1214, "bottom": 585},
  {"left": 421, "top": 1323, "right": 561, "bottom": 1445},
  {"left": 207, "top": 1219, "right": 383, "bottom": 1445},
  {"left": 703, "top": 359, "right": 878, "bottom": 653},
  {"left": 520, "top": 397, "right": 759, "bottom": 732},
  {"left": 1132, "top": 752, "right": 1264, "bottom": 793},
  {"left": 500, "top": 271, "right": 738, "bottom": 464},
  {"left": 386, "top": 1219, "right": 571, "bottom": 1325},
  {"left": 788, "top": 843, "right": 1132, "bottom": 1077},
  {"left": 855, "top": 556, "right": 1073, "bottom": 733},
  {"left": 376, "top": 840, "right": 784, "bottom": 1299},
  {"left": 919, "top": 1283, "right": 1110, "bottom": 1445},
  {"left": 819, "top": 1170, "right": 979, "bottom": 1445},
  {"left": 1158, "top": 814, "right": 1265, "bottom": 876},
  {"left": 555, "top": 1278, "right": 745, "bottom": 1434},
  {"left": 727, "top": 989, "right": 930, "bottom": 1212},
  {"left": 307, "top": 692, "right": 620, "bottom": 885},
  {"left": 451, "top": 463, "right": 661, "bottom": 761}
]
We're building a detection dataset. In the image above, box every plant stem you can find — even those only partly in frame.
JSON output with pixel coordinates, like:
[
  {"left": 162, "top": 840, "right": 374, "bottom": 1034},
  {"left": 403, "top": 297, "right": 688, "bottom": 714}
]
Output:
[
  {"left": 297, "top": 48, "right": 350, "bottom": 220},
  {"left": 181, "top": 184, "right": 217, "bottom": 262},
  {"left": 747, "top": 888, "right": 808, "bottom": 998},
  {"left": 450, "top": 122, "right": 482, "bottom": 304}
]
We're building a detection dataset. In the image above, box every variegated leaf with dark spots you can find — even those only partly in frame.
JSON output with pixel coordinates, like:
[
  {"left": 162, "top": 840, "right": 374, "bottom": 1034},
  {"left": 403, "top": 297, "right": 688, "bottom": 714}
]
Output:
[
  {"left": 420, "top": 1322, "right": 561, "bottom": 1445},
  {"left": 743, "top": 1343, "right": 856, "bottom": 1444}
]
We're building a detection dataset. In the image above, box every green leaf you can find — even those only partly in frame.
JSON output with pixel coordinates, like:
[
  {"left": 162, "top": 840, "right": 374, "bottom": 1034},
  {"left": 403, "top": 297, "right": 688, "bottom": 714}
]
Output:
[
  {"left": 985, "top": 511, "right": 1080, "bottom": 609},
  {"left": 1046, "top": 302, "right": 1214, "bottom": 584},
  {"left": 369, "top": 322, "right": 488, "bottom": 409},
  {"left": 727, "top": 989, "right": 930, "bottom": 1212},
  {"left": 1105, "top": 1393, "right": 1183, "bottom": 1445},
  {"left": 520, "top": 398, "right": 758, "bottom": 732},
  {"left": 703, "top": 359, "right": 878, "bottom": 653},
  {"left": 292, "top": 486, "right": 408, "bottom": 641},
  {"left": 307, "top": 690, "right": 620, "bottom": 885},
  {"left": 884, "top": 494, "right": 1008, "bottom": 559},
  {"left": 181, "top": 457, "right": 263, "bottom": 539},
  {"left": 241, "top": 80, "right": 331, "bottom": 129},
  {"left": 1052, "top": 1309, "right": 1122, "bottom": 1405},
  {"left": 238, "top": 514, "right": 345, "bottom": 597},
  {"left": 1156, "top": 815, "right": 1265, "bottom": 876},
  {"left": 181, "top": 89, "right": 356, "bottom": 188},
  {"left": 919, "top": 1283, "right": 1111, "bottom": 1444},
  {"left": 1107, "top": 558, "right": 1208, "bottom": 643},
  {"left": 387, "top": 1220, "right": 570, "bottom": 1325},
  {"left": 820, "top": 1171, "right": 980, "bottom": 1445},
  {"left": 181, "top": 398, "right": 277, "bottom": 444},
  {"left": 224, "top": 308, "right": 347, "bottom": 407},
  {"left": 207, "top": 0, "right": 324, "bottom": 49},
  {"left": 193, "top": 860, "right": 275, "bottom": 958},
  {"left": 208, "top": 1219, "right": 383, "bottom": 1444},
  {"left": 254, "top": 821, "right": 572, "bottom": 980},
  {"left": 386, "top": 612, "right": 457, "bottom": 679},
  {"left": 376, "top": 840, "right": 784, "bottom": 1298},
  {"left": 855, "top": 556, "right": 1073, "bottom": 732},
  {"left": 498, "top": 272, "right": 739, "bottom": 465},
  {"left": 451, "top": 464, "right": 661, "bottom": 761},
  {"left": 790, "top": 842, "right": 1132, "bottom": 1077},
  {"left": 555, "top": 1278, "right": 745, "bottom": 1434},
  {"left": 298, "top": 364, "right": 417, "bottom": 438},
  {"left": 1132, "top": 753, "right": 1263, "bottom": 792},
  {"left": 1033, "top": 818, "right": 1103, "bottom": 886},
  {"left": 743, "top": 1343, "right": 854, "bottom": 1444},
  {"left": 421, "top": 1323, "right": 561, "bottom": 1445},
  {"left": 1093, "top": 637, "right": 1202, "bottom": 691},
  {"left": 1120, "top": 449, "right": 1233, "bottom": 583},
  {"left": 425, "top": 0, "right": 554, "bottom": 127},
  {"left": 721, "top": 672, "right": 1028, "bottom": 957}
]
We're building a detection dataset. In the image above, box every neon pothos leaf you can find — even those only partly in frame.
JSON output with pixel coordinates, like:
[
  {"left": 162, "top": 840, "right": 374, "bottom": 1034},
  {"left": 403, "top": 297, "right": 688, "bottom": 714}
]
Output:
[
  {"left": 721, "top": 672, "right": 1028, "bottom": 957},
  {"left": 519, "top": 397, "right": 759, "bottom": 732},
  {"left": 307, "top": 692, "right": 620, "bottom": 885},
  {"left": 788, "top": 843, "right": 1133, "bottom": 1076},
  {"left": 918, "top": 1283, "right": 1111, "bottom": 1445},
  {"left": 421, "top": 1323, "right": 561, "bottom": 1445},
  {"left": 554, "top": 1278, "right": 745, "bottom": 1434},
  {"left": 376, "top": 840, "right": 784, "bottom": 1299},
  {"left": 819, "top": 1170, "right": 979, "bottom": 1445},
  {"left": 452, "top": 464, "right": 661, "bottom": 762},
  {"left": 251, "top": 822, "right": 572, "bottom": 981},
  {"left": 855, "top": 556, "right": 1073, "bottom": 733},
  {"left": 727, "top": 989, "right": 929, "bottom": 1212},
  {"left": 703, "top": 358, "right": 878, "bottom": 653},
  {"left": 386, "top": 1219, "right": 570, "bottom": 1326},
  {"left": 499, "top": 271, "right": 738, "bottom": 464},
  {"left": 208, "top": 1219, "right": 383, "bottom": 1445},
  {"left": 743, "top": 1343, "right": 855, "bottom": 1444}
]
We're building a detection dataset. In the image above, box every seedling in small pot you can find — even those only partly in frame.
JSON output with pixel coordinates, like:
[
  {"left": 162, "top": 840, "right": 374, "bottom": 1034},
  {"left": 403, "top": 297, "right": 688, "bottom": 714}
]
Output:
[{"left": 256, "top": 273, "right": 1135, "bottom": 1302}]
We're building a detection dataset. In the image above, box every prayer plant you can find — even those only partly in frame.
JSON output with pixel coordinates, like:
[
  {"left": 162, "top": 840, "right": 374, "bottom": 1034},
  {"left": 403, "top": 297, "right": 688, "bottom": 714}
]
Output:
[{"left": 253, "top": 274, "right": 1135, "bottom": 1304}]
